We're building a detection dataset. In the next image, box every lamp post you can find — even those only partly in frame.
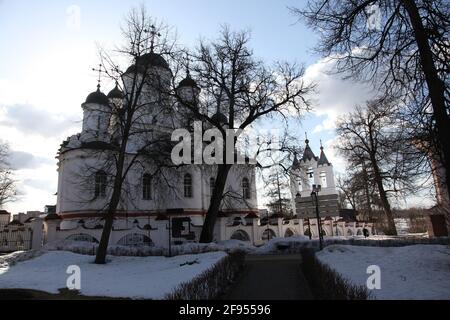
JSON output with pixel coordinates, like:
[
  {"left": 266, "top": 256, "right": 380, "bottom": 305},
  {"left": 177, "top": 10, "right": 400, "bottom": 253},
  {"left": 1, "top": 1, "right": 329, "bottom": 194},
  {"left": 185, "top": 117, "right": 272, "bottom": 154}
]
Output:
[{"left": 311, "top": 184, "right": 323, "bottom": 250}]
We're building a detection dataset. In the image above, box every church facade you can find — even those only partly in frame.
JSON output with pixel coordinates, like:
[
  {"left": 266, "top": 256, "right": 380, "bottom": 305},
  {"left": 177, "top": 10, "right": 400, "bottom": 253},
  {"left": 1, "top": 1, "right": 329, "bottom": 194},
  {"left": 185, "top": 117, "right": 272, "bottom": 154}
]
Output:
[
  {"left": 43, "top": 52, "right": 373, "bottom": 248},
  {"left": 54, "top": 52, "right": 260, "bottom": 247}
]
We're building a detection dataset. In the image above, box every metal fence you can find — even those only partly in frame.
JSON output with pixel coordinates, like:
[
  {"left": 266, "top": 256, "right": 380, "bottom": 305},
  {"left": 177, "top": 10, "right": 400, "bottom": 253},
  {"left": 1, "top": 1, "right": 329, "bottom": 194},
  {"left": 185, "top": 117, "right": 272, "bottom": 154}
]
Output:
[{"left": 0, "top": 228, "right": 33, "bottom": 252}]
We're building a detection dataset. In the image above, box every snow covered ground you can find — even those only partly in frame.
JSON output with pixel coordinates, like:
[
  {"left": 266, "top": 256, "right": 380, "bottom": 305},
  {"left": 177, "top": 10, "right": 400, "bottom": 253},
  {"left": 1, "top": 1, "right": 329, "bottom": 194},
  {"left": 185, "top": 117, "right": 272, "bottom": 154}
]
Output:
[
  {"left": 0, "top": 250, "right": 226, "bottom": 299},
  {"left": 317, "top": 244, "right": 450, "bottom": 300}
]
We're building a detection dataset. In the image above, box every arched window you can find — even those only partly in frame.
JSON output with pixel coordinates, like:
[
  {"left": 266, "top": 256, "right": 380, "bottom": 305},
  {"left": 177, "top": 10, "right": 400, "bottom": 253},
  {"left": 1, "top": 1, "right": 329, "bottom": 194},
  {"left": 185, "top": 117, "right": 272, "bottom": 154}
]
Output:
[
  {"left": 242, "top": 178, "right": 250, "bottom": 199},
  {"left": 210, "top": 177, "right": 215, "bottom": 197},
  {"left": 184, "top": 173, "right": 192, "bottom": 198},
  {"left": 320, "top": 171, "right": 327, "bottom": 188},
  {"left": 307, "top": 167, "right": 314, "bottom": 189},
  {"left": 143, "top": 173, "right": 152, "bottom": 200},
  {"left": 94, "top": 171, "right": 107, "bottom": 198}
]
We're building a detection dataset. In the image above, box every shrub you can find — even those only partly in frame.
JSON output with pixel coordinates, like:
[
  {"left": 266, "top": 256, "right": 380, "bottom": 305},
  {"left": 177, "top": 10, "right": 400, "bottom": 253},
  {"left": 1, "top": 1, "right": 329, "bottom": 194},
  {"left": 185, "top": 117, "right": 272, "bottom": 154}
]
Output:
[
  {"left": 165, "top": 251, "right": 245, "bottom": 300},
  {"left": 300, "top": 249, "right": 370, "bottom": 300}
]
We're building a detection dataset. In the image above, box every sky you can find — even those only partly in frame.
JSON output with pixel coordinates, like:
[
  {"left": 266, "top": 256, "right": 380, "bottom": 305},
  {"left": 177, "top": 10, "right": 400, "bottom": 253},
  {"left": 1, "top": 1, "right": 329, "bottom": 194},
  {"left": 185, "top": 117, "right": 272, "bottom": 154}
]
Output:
[{"left": 0, "top": 0, "right": 434, "bottom": 214}]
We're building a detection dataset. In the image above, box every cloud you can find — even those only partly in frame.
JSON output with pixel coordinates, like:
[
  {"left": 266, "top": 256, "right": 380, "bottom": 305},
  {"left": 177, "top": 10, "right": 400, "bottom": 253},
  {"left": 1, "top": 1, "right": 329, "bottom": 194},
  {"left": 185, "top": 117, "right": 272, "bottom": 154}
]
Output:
[
  {"left": 22, "top": 178, "right": 56, "bottom": 193},
  {"left": 8, "top": 150, "right": 54, "bottom": 170},
  {"left": 0, "top": 103, "right": 80, "bottom": 138},
  {"left": 303, "top": 57, "right": 378, "bottom": 133}
]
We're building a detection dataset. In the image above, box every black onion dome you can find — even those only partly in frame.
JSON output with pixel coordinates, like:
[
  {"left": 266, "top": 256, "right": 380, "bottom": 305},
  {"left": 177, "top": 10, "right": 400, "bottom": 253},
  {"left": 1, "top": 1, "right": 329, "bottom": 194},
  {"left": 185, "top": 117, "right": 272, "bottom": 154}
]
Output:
[
  {"left": 85, "top": 87, "right": 109, "bottom": 106},
  {"left": 107, "top": 84, "right": 124, "bottom": 99},
  {"left": 139, "top": 52, "right": 170, "bottom": 69},
  {"left": 178, "top": 76, "right": 199, "bottom": 89},
  {"left": 211, "top": 112, "right": 228, "bottom": 125},
  {"left": 126, "top": 52, "right": 170, "bottom": 74}
]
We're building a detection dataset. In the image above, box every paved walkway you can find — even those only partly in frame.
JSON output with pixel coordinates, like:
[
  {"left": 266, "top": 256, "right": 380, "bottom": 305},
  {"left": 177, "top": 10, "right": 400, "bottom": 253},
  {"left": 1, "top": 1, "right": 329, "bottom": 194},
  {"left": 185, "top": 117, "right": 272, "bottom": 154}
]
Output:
[{"left": 222, "top": 254, "right": 313, "bottom": 300}]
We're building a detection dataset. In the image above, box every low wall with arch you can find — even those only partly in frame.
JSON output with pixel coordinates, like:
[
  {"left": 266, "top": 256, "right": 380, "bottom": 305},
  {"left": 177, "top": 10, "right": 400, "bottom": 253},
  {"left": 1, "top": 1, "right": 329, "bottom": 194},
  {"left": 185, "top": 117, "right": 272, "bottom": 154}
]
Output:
[
  {"left": 215, "top": 216, "right": 374, "bottom": 246},
  {"left": 35, "top": 215, "right": 376, "bottom": 249}
]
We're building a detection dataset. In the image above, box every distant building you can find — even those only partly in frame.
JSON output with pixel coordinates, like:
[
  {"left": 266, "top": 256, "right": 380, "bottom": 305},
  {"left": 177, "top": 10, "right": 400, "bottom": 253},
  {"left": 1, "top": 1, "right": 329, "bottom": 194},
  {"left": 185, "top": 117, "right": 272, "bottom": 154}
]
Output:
[
  {"left": 0, "top": 210, "right": 10, "bottom": 227},
  {"left": 12, "top": 211, "right": 44, "bottom": 224}
]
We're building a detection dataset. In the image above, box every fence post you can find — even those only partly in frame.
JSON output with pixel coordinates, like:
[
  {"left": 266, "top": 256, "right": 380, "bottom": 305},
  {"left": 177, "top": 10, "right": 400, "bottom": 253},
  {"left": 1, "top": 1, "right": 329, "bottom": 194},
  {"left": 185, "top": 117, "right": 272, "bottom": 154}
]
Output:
[
  {"left": 43, "top": 214, "right": 61, "bottom": 244},
  {"left": 28, "top": 218, "right": 44, "bottom": 250}
]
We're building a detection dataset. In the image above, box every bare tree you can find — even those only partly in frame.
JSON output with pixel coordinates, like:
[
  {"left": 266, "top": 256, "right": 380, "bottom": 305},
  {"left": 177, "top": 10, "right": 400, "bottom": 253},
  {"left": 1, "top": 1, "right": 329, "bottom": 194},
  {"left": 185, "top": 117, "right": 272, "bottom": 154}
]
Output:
[
  {"left": 263, "top": 166, "right": 292, "bottom": 217},
  {"left": 58, "top": 7, "right": 182, "bottom": 264},
  {"left": 0, "top": 142, "right": 16, "bottom": 208},
  {"left": 291, "top": 0, "right": 450, "bottom": 200},
  {"left": 336, "top": 162, "right": 378, "bottom": 221},
  {"left": 65, "top": 8, "right": 312, "bottom": 259},
  {"left": 171, "top": 27, "right": 313, "bottom": 242},
  {"left": 336, "top": 98, "right": 424, "bottom": 234}
]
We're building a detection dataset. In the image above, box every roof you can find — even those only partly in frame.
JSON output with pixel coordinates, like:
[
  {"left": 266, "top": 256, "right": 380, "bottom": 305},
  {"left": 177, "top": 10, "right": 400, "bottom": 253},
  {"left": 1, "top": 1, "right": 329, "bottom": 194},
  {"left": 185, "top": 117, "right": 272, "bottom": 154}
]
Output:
[
  {"left": 292, "top": 153, "right": 300, "bottom": 169},
  {"left": 126, "top": 52, "right": 170, "bottom": 74},
  {"left": 0, "top": 210, "right": 10, "bottom": 215},
  {"left": 107, "top": 83, "right": 124, "bottom": 99},
  {"left": 85, "top": 87, "right": 110, "bottom": 105},
  {"left": 302, "top": 139, "right": 317, "bottom": 161},
  {"left": 178, "top": 75, "right": 199, "bottom": 89},
  {"left": 317, "top": 146, "right": 331, "bottom": 166},
  {"left": 211, "top": 112, "right": 228, "bottom": 125}
]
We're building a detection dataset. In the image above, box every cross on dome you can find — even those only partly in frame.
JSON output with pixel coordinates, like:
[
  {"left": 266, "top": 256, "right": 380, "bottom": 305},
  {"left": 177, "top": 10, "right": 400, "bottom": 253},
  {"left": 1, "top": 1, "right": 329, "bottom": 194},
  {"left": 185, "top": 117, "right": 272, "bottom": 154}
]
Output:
[
  {"left": 91, "top": 63, "right": 107, "bottom": 90},
  {"left": 146, "top": 24, "right": 161, "bottom": 53}
]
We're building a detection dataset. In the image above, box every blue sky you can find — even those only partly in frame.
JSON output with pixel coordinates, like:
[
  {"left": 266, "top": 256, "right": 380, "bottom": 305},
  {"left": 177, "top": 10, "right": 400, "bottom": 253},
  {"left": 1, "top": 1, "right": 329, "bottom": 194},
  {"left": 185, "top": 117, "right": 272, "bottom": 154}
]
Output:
[{"left": 0, "top": 1, "right": 431, "bottom": 213}]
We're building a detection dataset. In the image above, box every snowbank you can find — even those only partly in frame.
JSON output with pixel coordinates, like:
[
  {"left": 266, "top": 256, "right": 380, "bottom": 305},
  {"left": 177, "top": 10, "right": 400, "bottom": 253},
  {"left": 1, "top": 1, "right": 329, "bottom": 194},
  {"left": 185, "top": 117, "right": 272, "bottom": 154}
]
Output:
[
  {"left": 316, "top": 244, "right": 450, "bottom": 299},
  {"left": 0, "top": 250, "right": 226, "bottom": 299},
  {"left": 254, "top": 236, "right": 311, "bottom": 253},
  {"left": 43, "top": 239, "right": 255, "bottom": 257}
]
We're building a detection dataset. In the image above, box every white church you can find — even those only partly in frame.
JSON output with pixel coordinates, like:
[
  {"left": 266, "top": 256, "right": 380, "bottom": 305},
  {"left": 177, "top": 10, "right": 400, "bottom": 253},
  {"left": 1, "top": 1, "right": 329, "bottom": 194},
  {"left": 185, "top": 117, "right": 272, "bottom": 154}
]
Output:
[{"left": 2, "top": 51, "right": 372, "bottom": 252}]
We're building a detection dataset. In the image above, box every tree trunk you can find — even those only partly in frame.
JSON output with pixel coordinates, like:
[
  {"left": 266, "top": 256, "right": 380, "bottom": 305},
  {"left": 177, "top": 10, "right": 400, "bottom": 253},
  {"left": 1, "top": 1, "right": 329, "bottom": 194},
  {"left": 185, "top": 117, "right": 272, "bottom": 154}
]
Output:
[
  {"left": 402, "top": 0, "right": 450, "bottom": 200},
  {"left": 94, "top": 182, "right": 123, "bottom": 264},
  {"left": 199, "top": 164, "right": 232, "bottom": 243},
  {"left": 362, "top": 162, "right": 373, "bottom": 221},
  {"left": 94, "top": 170, "right": 124, "bottom": 264},
  {"left": 95, "top": 146, "right": 127, "bottom": 264},
  {"left": 371, "top": 157, "right": 397, "bottom": 235}
]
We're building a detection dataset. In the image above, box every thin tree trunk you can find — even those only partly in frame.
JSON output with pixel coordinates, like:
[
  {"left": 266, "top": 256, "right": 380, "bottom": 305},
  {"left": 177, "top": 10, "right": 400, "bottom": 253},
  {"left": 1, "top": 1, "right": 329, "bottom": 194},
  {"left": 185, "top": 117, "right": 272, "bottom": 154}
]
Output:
[
  {"left": 371, "top": 156, "right": 397, "bottom": 235},
  {"left": 199, "top": 164, "right": 232, "bottom": 243},
  {"left": 402, "top": 0, "right": 450, "bottom": 201},
  {"left": 276, "top": 172, "right": 283, "bottom": 216},
  {"left": 362, "top": 162, "right": 373, "bottom": 221},
  {"left": 95, "top": 136, "right": 128, "bottom": 263},
  {"left": 94, "top": 180, "right": 123, "bottom": 264}
]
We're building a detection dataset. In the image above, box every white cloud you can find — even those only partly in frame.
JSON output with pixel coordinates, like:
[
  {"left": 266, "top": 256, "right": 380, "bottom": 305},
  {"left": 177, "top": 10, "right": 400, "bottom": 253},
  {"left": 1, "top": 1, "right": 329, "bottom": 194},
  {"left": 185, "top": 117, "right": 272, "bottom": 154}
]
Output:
[
  {"left": 303, "top": 57, "right": 377, "bottom": 133},
  {"left": 0, "top": 103, "right": 80, "bottom": 138},
  {"left": 8, "top": 150, "right": 54, "bottom": 170}
]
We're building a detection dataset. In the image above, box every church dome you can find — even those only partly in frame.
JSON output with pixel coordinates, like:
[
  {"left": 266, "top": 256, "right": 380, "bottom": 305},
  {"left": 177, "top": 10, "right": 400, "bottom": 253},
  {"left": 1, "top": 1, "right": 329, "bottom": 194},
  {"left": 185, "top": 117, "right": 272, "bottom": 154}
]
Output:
[
  {"left": 85, "top": 87, "right": 109, "bottom": 106},
  {"left": 125, "top": 52, "right": 170, "bottom": 74},
  {"left": 107, "top": 83, "right": 124, "bottom": 99},
  {"left": 139, "top": 52, "right": 169, "bottom": 69},
  {"left": 178, "top": 76, "right": 199, "bottom": 89},
  {"left": 211, "top": 112, "right": 228, "bottom": 125}
]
